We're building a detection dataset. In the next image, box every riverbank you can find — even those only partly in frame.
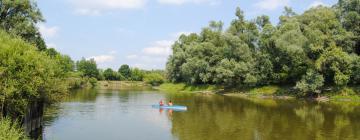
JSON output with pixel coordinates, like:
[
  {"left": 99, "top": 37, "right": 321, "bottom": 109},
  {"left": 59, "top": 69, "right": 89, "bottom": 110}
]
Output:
[
  {"left": 158, "top": 83, "right": 360, "bottom": 102},
  {"left": 96, "top": 81, "right": 151, "bottom": 90},
  {"left": 158, "top": 83, "right": 222, "bottom": 94}
]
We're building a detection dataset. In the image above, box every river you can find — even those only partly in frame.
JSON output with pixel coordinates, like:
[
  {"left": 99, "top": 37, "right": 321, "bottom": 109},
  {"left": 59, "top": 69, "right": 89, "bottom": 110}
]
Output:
[{"left": 42, "top": 88, "right": 360, "bottom": 140}]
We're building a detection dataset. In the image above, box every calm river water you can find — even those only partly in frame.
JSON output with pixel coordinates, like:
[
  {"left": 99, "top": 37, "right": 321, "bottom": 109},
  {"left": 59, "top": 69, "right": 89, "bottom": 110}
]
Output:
[{"left": 42, "top": 88, "right": 360, "bottom": 140}]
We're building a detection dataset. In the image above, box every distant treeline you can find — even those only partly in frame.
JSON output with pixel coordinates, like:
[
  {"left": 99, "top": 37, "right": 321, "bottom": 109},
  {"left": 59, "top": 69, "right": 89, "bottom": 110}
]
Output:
[
  {"left": 99, "top": 64, "right": 165, "bottom": 86},
  {"left": 166, "top": 0, "right": 360, "bottom": 96}
]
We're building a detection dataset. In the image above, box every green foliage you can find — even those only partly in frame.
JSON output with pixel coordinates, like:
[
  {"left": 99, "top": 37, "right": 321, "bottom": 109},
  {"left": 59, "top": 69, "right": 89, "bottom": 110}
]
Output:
[
  {"left": 159, "top": 83, "right": 219, "bottom": 93},
  {"left": 0, "top": 30, "right": 67, "bottom": 117},
  {"left": 295, "top": 70, "right": 324, "bottom": 95},
  {"left": 0, "top": 118, "right": 28, "bottom": 140},
  {"left": 103, "top": 68, "right": 121, "bottom": 81},
  {"left": 0, "top": 0, "right": 46, "bottom": 50},
  {"left": 66, "top": 77, "right": 88, "bottom": 89},
  {"left": 88, "top": 77, "right": 97, "bottom": 88},
  {"left": 76, "top": 58, "right": 99, "bottom": 78},
  {"left": 315, "top": 46, "right": 352, "bottom": 86},
  {"left": 166, "top": 1, "right": 360, "bottom": 96},
  {"left": 118, "top": 64, "right": 131, "bottom": 79},
  {"left": 338, "top": 0, "right": 360, "bottom": 54},
  {"left": 350, "top": 55, "right": 360, "bottom": 84},
  {"left": 130, "top": 68, "right": 144, "bottom": 81},
  {"left": 144, "top": 73, "right": 165, "bottom": 86}
]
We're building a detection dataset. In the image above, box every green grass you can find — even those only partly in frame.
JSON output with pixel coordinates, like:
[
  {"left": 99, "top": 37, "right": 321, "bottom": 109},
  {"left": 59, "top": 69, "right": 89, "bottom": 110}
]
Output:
[
  {"left": 226, "top": 85, "right": 295, "bottom": 98},
  {"left": 97, "top": 81, "right": 150, "bottom": 89},
  {"left": 0, "top": 118, "right": 28, "bottom": 140},
  {"left": 159, "top": 83, "right": 360, "bottom": 102},
  {"left": 158, "top": 83, "right": 221, "bottom": 93},
  {"left": 248, "top": 85, "right": 281, "bottom": 95},
  {"left": 323, "top": 87, "right": 360, "bottom": 101}
]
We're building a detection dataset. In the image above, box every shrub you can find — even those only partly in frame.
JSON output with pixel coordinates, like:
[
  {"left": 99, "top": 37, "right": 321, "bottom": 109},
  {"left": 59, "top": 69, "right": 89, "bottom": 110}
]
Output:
[
  {"left": 0, "top": 30, "right": 67, "bottom": 117},
  {"left": 295, "top": 70, "right": 324, "bottom": 96},
  {"left": 144, "top": 73, "right": 165, "bottom": 86},
  {"left": 89, "top": 77, "right": 98, "bottom": 87},
  {"left": 0, "top": 118, "right": 28, "bottom": 140}
]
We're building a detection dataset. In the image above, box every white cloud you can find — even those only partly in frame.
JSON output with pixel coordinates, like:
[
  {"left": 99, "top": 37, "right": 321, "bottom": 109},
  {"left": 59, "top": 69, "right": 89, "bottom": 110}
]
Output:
[
  {"left": 254, "top": 0, "right": 289, "bottom": 11},
  {"left": 127, "top": 31, "right": 195, "bottom": 70},
  {"left": 87, "top": 51, "right": 118, "bottom": 64},
  {"left": 38, "top": 24, "right": 59, "bottom": 38},
  {"left": 308, "top": 1, "right": 329, "bottom": 8},
  {"left": 88, "top": 55, "right": 115, "bottom": 63},
  {"left": 142, "top": 40, "right": 173, "bottom": 56},
  {"left": 71, "top": 0, "right": 147, "bottom": 15},
  {"left": 158, "top": 0, "right": 220, "bottom": 5}
]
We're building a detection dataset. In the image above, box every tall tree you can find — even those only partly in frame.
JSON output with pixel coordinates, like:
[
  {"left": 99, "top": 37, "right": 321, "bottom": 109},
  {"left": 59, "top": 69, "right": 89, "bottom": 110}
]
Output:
[
  {"left": 76, "top": 58, "right": 99, "bottom": 78},
  {"left": 0, "top": 0, "right": 46, "bottom": 50},
  {"left": 338, "top": 0, "right": 360, "bottom": 54},
  {"left": 103, "top": 68, "right": 121, "bottom": 81},
  {"left": 118, "top": 64, "right": 131, "bottom": 79}
]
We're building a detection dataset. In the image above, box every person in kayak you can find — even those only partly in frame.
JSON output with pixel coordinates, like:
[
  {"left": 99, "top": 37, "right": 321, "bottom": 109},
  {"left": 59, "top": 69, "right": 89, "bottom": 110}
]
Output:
[
  {"left": 168, "top": 100, "right": 173, "bottom": 106},
  {"left": 159, "top": 100, "right": 164, "bottom": 106}
]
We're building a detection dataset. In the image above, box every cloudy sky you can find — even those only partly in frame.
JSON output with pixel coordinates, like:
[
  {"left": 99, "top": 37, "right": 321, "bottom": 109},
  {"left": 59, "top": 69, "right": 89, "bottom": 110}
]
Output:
[{"left": 37, "top": 0, "right": 337, "bottom": 70}]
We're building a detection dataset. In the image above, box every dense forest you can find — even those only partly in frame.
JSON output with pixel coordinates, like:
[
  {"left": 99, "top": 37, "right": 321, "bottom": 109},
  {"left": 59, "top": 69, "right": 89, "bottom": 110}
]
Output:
[{"left": 166, "top": 0, "right": 360, "bottom": 96}]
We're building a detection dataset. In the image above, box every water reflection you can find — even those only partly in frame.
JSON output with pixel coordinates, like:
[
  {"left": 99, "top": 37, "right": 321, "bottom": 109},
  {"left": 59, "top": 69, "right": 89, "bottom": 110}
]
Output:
[
  {"left": 168, "top": 94, "right": 360, "bottom": 140},
  {"left": 43, "top": 89, "right": 360, "bottom": 140}
]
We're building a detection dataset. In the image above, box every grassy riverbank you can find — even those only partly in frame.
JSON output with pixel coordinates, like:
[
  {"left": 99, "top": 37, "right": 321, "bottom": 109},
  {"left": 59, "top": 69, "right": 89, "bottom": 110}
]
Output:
[
  {"left": 96, "top": 81, "right": 151, "bottom": 90},
  {"left": 158, "top": 83, "right": 360, "bottom": 102},
  {"left": 158, "top": 83, "right": 222, "bottom": 93}
]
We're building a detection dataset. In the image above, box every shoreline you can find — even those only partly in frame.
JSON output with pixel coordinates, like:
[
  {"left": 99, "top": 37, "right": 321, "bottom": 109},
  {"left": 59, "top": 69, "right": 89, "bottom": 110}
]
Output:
[
  {"left": 158, "top": 83, "right": 360, "bottom": 102},
  {"left": 96, "top": 81, "right": 151, "bottom": 90}
]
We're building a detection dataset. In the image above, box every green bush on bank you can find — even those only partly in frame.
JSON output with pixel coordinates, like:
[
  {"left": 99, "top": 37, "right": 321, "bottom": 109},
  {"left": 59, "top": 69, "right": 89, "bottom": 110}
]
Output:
[
  {"left": 0, "top": 30, "right": 68, "bottom": 117},
  {"left": 159, "top": 83, "right": 219, "bottom": 93},
  {"left": 0, "top": 118, "right": 28, "bottom": 140},
  {"left": 144, "top": 73, "right": 165, "bottom": 86}
]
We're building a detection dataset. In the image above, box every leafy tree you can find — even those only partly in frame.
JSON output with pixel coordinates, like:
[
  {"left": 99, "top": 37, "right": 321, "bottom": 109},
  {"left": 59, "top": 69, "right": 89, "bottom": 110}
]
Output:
[
  {"left": 144, "top": 73, "right": 165, "bottom": 86},
  {"left": 256, "top": 15, "right": 271, "bottom": 28},
  {"left": 295, "top": 70, "right": 324, "bottom": 96},
  {"left": 338, "top": 0, "right": 360, "bottom": 54},
  {"left": 118, "top": 64, "right": 131, "bottom": 79},
  {"left": 0, "top": 30, "right": 67, "bottom": 117},
  {"left": 166, "top": 1, "right": 360, "bottom": 95},
  {"left": 103, "top": 68, "right": 121, "bottom": 81},
  {"left": 76, "top": 58, "right": 99, "bottom": 78},
  {"left": 130, "top": 68, "right": 144, "bottom": 81},
  {"left": 350, "top": 55, "right": 360, "bottom": 84},
  {"left": 316, "top": 46, "right": 352, "bottom": 86},
  {"left": 89, "top": 77, "right": 97, "bottom": 87},
  {"left": 0, "top": 0, "right": 46, "bottom": 50},
  {"left": 45, "top": 48, "right": 74, "bottom": 75}
]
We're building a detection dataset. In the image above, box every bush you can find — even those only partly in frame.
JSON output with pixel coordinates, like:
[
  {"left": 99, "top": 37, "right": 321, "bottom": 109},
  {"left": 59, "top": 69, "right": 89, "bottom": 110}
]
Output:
[
  {"left": 130, "top": 68, "right": 144, "bottom": 81},
  {"left": 0, "top": 118, "right": 28, "bottom": 140},
  {"left": 0, "top": 30, "right": 68, "bottom": 117},
  {"left": 89, "top": 77, "right": 98, "bottom": 87},
  {"left": 144, "top": 73, "right": 165, "bottom": 86},
  {"left": 295, "top": 70, "right": 324, "bottom": 96}
]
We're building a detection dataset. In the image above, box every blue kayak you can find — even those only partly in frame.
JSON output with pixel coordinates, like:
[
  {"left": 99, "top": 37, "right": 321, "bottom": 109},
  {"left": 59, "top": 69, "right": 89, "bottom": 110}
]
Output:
[{"left": 152, "top": 105, "right": 187, "bottom": 111}]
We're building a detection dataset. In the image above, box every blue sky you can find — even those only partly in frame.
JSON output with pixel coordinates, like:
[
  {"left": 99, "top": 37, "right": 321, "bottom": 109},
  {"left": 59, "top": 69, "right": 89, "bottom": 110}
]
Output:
[{"left": 37, "top": 0, "right": 338, "bottom": 70}]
